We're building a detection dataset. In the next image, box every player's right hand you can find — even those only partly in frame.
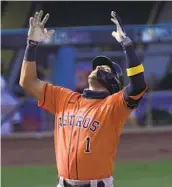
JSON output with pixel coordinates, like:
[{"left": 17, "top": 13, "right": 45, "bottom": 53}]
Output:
[{"left": 28, "top": 10, "right": 55, "bottom": 43}]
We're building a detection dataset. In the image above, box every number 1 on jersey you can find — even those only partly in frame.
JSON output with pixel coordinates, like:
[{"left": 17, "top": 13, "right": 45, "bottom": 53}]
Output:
[{"left": 85, "top": 136, "right": 91, "bottom": 153}]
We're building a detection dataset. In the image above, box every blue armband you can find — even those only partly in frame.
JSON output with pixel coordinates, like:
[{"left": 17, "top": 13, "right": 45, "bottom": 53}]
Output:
[{"left": 24, "top": 40, "right": 39, "bottom": 62}]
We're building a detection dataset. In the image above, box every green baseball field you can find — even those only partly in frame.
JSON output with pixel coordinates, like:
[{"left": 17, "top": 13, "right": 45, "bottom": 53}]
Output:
[
  {"left": 2, "top": 160, "right": 172, "bottom": 187},
  {"left": 2, "top": 131, "right": 172, "bottom": 187}
]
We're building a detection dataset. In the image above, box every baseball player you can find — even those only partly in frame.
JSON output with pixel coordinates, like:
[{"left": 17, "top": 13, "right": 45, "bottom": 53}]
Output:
[{"left": 20, "top": 10, "right": 147, "bottom": 187}]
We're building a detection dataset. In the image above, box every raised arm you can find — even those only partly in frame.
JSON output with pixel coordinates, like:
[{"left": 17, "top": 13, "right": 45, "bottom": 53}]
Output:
[
  {"left": 111, "top": 11, "right": 147, "bottom": 108},
  {"left": 19, "top": 10, "right": 54, "bottom": 100}
]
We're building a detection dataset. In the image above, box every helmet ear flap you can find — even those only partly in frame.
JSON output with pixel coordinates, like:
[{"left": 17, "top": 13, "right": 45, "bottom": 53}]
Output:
[{"left": 111, "top": 62, "right": 124, "bottom": 89}]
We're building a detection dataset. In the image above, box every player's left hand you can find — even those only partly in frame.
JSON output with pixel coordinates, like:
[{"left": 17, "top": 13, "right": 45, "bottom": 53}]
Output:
[{"left": 111, "top": 11, "right": 132, "bottom": 47}]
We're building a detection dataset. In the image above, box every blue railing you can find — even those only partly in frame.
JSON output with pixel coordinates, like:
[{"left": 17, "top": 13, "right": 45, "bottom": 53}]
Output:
[
  {"left": 2, "top": 23, "right": 172, "bottom": 47},
  {"left": 1, "top": 23, "right": 172, "bottom": 34}
]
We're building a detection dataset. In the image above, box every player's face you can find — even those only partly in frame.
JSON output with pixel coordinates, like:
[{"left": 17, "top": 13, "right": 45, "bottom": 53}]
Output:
[{"left": 88, "top": 65, "right": 112, "bottom": 80}]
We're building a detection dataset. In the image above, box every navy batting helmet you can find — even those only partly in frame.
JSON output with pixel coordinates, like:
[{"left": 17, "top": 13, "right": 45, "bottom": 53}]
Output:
[{"left": 92, "top": 56, "right": 124, "bottom": 94}]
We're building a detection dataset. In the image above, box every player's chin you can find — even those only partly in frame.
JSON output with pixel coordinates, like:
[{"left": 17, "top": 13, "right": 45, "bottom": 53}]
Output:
[{"left": 88, "top": 74, "right": 97, "bottom": 81}]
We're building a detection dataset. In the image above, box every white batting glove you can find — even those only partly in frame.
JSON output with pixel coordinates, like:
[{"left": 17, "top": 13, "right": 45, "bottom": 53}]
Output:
[
  {"left": 28, "top": 10, "right": 55, "bottom": 43},
  {"left": 111, "top": 11, "right": 132, "bottom": 47}
]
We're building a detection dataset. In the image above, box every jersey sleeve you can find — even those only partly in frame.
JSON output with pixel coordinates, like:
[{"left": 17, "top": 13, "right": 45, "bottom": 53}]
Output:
[
  {"left": 111, "top": 89, "right": 132, "bottom": 112},
  {"left": 123, "top": 85, "right": 147, "bottom": 109},
  {"left": 38, "top": 82, "right": 74, "bottom": 114},
  {"left": 107, "top": 90, "right": 133, "bottom": 134},
  {"left": 108, "top": 88, "right": 146, "bottom": 136}
]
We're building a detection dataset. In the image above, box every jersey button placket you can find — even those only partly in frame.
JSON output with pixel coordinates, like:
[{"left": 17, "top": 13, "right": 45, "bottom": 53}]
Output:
[
  {"left": 71, "top": 147, "right": 75, "bottom": 153},
  {"left": 69, "top": 129, "right": 78, "bottom": 179},
  {"left": 71, "top": 131, "right": 77, "bottom": 152}
]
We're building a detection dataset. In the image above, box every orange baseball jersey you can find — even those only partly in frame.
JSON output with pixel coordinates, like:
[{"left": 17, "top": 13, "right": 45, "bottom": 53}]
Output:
[{"left": 38, "top": 83, "right": 143, "bottom": 180}]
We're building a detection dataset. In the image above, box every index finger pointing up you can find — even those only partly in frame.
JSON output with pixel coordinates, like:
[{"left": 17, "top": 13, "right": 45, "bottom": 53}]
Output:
[{"left": 41, "top": 13, "right": 49, "bottom": 26}]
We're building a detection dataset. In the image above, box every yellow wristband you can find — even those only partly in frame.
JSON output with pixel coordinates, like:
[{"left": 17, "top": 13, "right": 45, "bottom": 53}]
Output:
[{"left": 126, "top": 64, "right": 144, "bottom": 76}]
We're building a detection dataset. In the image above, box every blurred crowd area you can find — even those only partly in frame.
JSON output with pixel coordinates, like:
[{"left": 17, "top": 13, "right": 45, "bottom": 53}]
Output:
[{"left": 1, "top": 1, "right": 172, "bottom": 135}]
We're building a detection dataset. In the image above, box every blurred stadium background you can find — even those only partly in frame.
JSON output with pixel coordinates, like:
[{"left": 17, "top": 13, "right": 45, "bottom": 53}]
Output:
[{"left": 1, "top": 1, "right": 172, "bottom": 187}]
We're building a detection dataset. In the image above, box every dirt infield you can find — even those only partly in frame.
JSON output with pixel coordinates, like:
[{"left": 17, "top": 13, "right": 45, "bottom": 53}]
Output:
[{"left": 2, "top": 131, "right": 172, "bottom": 167}]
